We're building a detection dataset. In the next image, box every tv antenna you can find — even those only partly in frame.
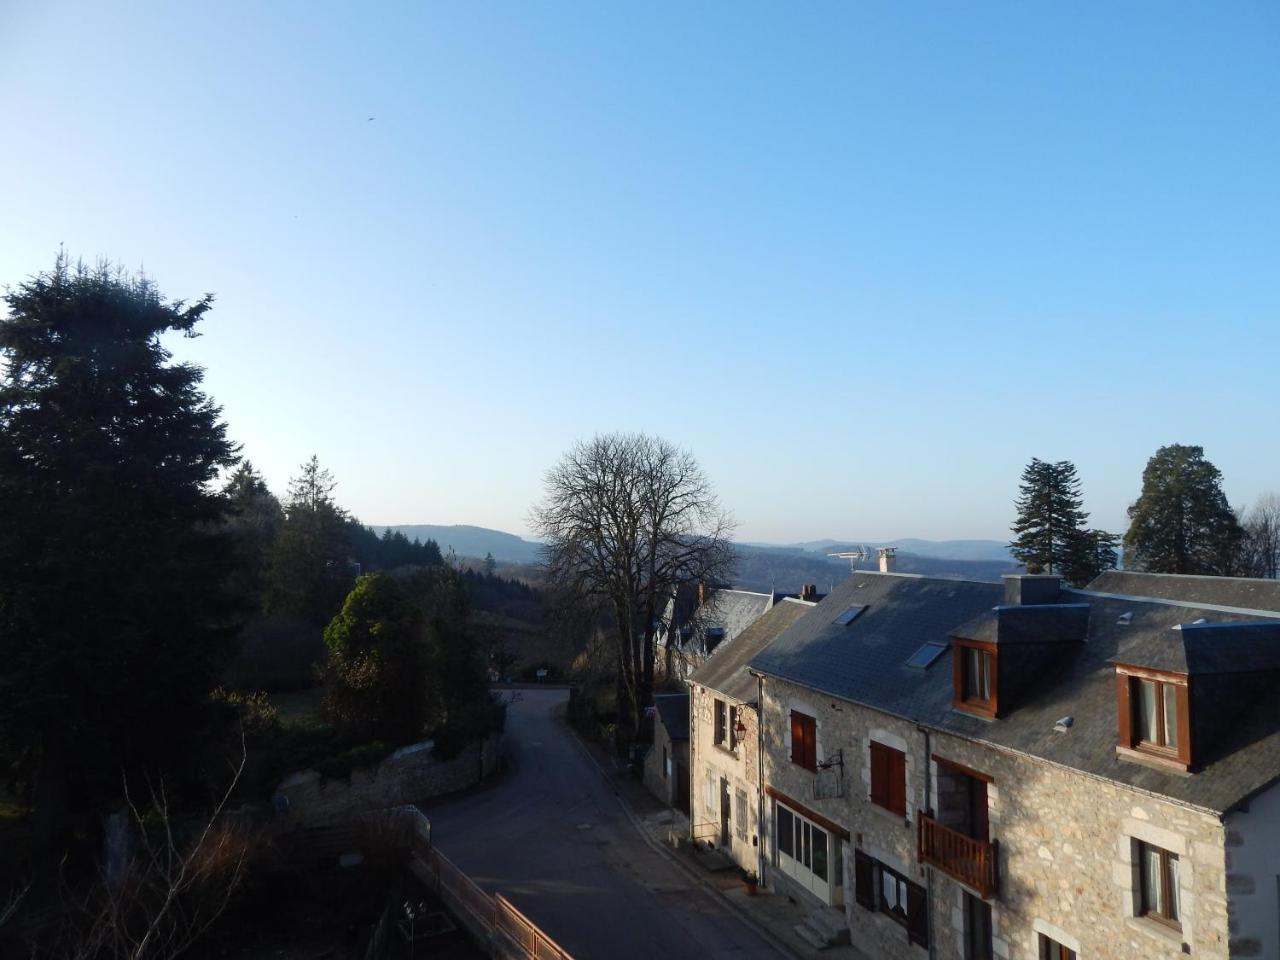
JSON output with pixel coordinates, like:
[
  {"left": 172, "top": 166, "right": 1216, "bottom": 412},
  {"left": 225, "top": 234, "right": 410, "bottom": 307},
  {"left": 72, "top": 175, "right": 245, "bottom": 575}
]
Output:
[{"left": 827, "top": 546, "right": 872, "bottom": 569}]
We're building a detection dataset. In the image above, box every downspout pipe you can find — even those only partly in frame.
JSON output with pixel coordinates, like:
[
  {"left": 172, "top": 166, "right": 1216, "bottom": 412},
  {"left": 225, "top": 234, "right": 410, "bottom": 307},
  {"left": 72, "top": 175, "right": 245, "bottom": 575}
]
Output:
[
  {"left": 918, "top": 724, "right": 936, "bottom": 960},
  {"left": 753, "top": 669, "right": 767, "bottom": 887}
]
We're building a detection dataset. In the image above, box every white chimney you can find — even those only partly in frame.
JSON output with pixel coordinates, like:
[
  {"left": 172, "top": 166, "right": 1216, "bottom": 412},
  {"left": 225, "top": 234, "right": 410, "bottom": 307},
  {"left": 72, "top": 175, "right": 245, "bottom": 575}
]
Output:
[{"left": 878, "top": 547, "right": 897, "bottom": 574}]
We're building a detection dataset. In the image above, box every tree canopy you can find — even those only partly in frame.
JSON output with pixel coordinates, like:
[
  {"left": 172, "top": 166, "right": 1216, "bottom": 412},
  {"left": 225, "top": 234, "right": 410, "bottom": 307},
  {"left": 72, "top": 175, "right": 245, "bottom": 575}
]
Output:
[
  {"left": 531, "top": 432, "right": 733, "bottom": 741},
  {"left": 0, "top": 256, "right": 241, "bottom": 840},
  {"left": 1009, "top": 458, "right": 1089, "bottom": 575},
  {"left": 1124, "top": 444, "right": 1244, "bottom": 575}
]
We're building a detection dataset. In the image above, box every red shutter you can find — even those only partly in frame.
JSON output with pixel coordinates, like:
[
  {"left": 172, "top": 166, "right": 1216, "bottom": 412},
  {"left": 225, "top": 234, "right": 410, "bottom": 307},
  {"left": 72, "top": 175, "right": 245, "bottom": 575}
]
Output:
[
  {"left": 801, "top": 716, "right": 816, "bottom": 770},
  {"left": 791, "top": 712, "right": 804, "bottom": 766},
  {"left": 1116, "top": 671, "right": 1132, "bottom": 748},
  {"left": 870, "top": 743, "right": 887, "bottom": 807},
  {"left": 889, "top": 749, "right": 907, "bottom": 816}
]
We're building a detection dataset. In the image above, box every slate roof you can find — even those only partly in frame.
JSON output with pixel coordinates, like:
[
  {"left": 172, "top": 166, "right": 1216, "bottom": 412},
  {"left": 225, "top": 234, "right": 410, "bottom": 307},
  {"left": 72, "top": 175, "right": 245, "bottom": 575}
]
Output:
[
  {"left": 1088, "top": 570, "right": 1280, "bottom": 613},
  {"left": 654, "top": 693, "right": 689, "bottom": 742},
  {"left": 689, "top": 598, "right": 816, "bottom": 704},
  {"left": 661, "top": 588, "right": 774, "bottom": 657},
  {"left": 749, "top": 571, "right": 1280, "bottom": 814}
]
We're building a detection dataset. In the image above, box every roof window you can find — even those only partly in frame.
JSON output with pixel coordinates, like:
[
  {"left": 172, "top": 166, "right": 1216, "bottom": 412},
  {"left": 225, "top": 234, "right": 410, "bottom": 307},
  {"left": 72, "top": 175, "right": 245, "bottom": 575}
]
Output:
[
  {"left": 905, "top": 642, "right": 947, "bottom": 669},
  {"left": 834, "top": 605, "right": 867, "bottom": 626}
]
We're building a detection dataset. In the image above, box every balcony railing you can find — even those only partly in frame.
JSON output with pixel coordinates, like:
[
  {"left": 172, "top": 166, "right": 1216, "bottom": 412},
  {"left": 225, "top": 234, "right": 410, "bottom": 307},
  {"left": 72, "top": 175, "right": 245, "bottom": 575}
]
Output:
[{"left": 918, "top": 812, "right": 999, "bottom": 898}]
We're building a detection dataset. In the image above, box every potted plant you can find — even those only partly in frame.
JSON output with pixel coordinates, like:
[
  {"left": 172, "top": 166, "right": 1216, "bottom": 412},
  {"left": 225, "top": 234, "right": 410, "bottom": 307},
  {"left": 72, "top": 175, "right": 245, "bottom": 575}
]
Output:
[{"left": 741, "top": 868, "right": 758, "bottom": 896}]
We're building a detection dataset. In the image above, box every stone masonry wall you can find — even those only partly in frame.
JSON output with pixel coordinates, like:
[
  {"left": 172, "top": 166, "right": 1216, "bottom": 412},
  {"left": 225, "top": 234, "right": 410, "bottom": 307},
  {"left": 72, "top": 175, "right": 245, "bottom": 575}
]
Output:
[
  {"left": 1222, "top": 778, "right": 1280, "bottom": 958},
  {"left": 642, "top": 712, "right": 687, "bottom": 809},
  {"left": 690, "top": 682, "right": 759, "bottom": 872},
  {"left": 924, "top": 730, "right": 1229, "bottom": 960},
  {"left": 275, "top": 733, "right": 503, "bottom": 827}
]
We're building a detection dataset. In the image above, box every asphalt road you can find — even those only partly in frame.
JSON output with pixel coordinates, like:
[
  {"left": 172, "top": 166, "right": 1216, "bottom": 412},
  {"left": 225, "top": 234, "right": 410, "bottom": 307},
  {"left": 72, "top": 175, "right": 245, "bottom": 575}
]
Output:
[{"left": 418, "top": 687, "right": 783, "bottom": 959}]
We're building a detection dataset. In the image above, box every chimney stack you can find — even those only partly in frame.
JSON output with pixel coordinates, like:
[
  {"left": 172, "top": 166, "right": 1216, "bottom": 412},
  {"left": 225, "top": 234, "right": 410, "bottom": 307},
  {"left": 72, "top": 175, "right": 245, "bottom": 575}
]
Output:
[
  {"left": 800, "top": 584, "right": 816, "bottom": 601},
  {"left": 697, "top": 582, "right": 707, "bottom": 607},
  {"left": 878, "top": 547, "right": 897, "bottom": 574},
  {"left": 1002, "top": 573, "right": 1062, "bottom": 605}
]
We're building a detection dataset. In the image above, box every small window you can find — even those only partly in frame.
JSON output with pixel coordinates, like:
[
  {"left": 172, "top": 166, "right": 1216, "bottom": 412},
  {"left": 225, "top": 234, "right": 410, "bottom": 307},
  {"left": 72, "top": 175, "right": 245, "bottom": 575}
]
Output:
[
  {"left": 834, "top": 605, "right": 866, "bottom": 626},
  {"left": 1136, "top": 840, "right": 1181, "bottom": 930},
  {"left": 954, "top": 641, "right": 997, "bottom": 717},
  {"left": 790, "top": 711, "right": 817, "bottom": 771},
  {"left": 714, "top": 699, "right": 727, "bottom": 746},
  {"left": 855, "top": 851, "right": 928, "bottom": 948},
  {"left": 1117, "top": 668, "right": 1190, "bottom": 769},
  {"left": 906, "top": 641, "right": 947, "bottom": 669},
  {"left": 964, "top": 892, "right": 993, "bottom": 960},
  {"left": 735, "top": 789, "right": 748, "bottom": 841},
  {"left": 1039, "top": 935, "right": 1077, "bottom": 960},
  {"left": 869, "top": 741, "right": 907, "bottom": 816}
]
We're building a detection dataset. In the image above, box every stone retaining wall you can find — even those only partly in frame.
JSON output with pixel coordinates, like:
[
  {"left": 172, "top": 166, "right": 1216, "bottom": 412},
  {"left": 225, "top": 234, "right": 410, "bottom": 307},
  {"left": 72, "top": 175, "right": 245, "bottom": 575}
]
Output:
[{"left": 275, "top": 733, "right": 503, "bottom": 826}]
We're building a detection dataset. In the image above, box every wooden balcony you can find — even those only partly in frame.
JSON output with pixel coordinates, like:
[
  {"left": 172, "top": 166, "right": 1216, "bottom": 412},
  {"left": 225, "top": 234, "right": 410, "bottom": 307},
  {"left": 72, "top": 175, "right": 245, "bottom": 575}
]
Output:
[{"left": 918, "top": 813, "right": 998, "bottom": 898}]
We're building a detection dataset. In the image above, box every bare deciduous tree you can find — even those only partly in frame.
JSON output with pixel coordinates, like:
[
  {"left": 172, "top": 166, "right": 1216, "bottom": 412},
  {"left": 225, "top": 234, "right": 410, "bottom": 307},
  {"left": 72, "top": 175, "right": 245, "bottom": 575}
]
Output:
[
  {"left": 531, "top": 433, "right": 734, "bottom": 742},
  {"left": 1240, "top": 493, "right": 1280, "bottom": 579}
]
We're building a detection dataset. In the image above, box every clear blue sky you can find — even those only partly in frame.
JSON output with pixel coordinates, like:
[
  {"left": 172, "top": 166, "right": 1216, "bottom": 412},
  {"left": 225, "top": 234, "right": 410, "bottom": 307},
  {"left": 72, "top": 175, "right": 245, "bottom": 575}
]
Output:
[{"left": 2, "top": 2, "right": 1277, "bottom": 544}]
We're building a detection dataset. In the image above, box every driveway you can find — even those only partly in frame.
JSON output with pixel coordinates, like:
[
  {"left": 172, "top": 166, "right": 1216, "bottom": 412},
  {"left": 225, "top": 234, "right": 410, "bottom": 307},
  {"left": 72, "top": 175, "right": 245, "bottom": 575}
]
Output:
[{"left": 419, "top": 687, "right": 783, "bottom": 959}]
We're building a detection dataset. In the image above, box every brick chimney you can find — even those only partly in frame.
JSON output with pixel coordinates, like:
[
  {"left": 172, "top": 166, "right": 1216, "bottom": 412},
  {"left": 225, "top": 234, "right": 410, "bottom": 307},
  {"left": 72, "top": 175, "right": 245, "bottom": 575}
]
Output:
[
  {"left": 878, "top": 547, "right": 897, "bottom": 574},
  {"left": 697, "top": 582, "right": 707, "bottom": 607}
]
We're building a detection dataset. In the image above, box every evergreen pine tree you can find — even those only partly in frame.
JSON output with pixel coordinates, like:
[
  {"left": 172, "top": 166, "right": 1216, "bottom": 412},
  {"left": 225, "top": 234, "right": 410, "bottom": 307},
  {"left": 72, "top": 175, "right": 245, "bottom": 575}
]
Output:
[
  {"left": 1125, "top": 444, "right": 1245, "bottom": 574},
  {"left": 1009, "top": 458, "right": 1089, "bottom": 575},
  {"left": 0, "top": 256, "right": 240, "bottom": 842}
]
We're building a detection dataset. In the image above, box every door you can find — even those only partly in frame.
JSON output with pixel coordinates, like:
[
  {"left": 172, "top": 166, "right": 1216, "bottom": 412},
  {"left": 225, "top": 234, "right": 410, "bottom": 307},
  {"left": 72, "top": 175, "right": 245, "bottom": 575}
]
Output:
[{"left": 719, "top": 778, "right": 731, "bottom": 846}]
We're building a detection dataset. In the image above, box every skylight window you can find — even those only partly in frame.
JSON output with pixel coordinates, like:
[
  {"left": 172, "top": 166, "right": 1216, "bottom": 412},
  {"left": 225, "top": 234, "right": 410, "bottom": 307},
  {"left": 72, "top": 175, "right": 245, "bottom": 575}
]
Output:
[
  {"left": 833, "top": 605, "right": 866, "bottom": 626},
  {"left": 1117, "top": 612, "right": 1133, "bottom": 625},
  {"left": 905, "top": 642, "right": 946, "bottom": 669}
]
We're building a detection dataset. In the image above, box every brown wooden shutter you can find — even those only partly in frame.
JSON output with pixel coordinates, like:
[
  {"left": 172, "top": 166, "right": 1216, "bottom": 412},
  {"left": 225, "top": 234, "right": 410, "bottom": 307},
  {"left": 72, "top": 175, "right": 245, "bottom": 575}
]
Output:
[
  {"left": 906, "top": 880, "right": 928, "bottom": 947},
  {"left": 854, "top": 851, "right": 875, "bottom": 910},
  {"left": 791, "top": 711, "right": 804, "bottom": 765},
  {"left": 1115, "top": 671, "right": 1132, "bottom": 748},
  {"left": 889, "top": 749, "right": 907, "bottom": 816},
  {"left": 803, "top": 716, "right": 817, "bottom": 770},
  {"left": 870, "top": 743, "right": 888, "bottom": 807},
  {"left": 1177, "top": 681, "right": 1192, "bottom": 768}
]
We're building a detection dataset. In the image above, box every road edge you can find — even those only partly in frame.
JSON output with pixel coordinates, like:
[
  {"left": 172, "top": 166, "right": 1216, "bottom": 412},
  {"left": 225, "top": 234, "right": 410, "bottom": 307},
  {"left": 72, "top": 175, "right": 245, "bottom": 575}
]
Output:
[{"left": 561, "top": 716, "right": 809, "bottom": 960}]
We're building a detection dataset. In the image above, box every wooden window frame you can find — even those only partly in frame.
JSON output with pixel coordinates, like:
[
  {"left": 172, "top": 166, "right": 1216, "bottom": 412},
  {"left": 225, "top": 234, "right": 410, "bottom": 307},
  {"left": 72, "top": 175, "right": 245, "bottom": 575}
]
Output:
[
  {"left": 1135, "top": 840, "right": 1182, "bottom": 931},
  {"left": 869, "top": 741, "right": 907, "bottom": 816},
  {"left": 854, "top": 849, "right": 928, "bottom": 948},
  {"left": 1115, "top": 665, "right": 1191, "bottom": 771},
  {"left": 1038, "top": 935, "right": 1077, "bottom": 960},
  {"left": 714, "top": 698, "right": 727, "bottom": 747},
  {"left": 952, "top": 640, "right": 998, "bottom": 719},
  {"left": 790, "top": 710, "right": 817, "bottom": 771}
]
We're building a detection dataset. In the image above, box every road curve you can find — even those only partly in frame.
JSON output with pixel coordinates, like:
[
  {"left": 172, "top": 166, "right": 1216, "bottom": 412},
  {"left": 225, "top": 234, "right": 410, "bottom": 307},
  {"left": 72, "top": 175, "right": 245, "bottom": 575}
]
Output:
[{"left": 419, "top": 687, "right": 783, "bottom": 959}]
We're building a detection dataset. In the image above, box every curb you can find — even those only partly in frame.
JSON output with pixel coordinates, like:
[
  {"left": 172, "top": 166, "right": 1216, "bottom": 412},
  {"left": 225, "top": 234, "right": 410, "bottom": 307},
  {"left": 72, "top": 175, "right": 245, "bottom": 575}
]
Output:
[{"left": 563, "top": 720, "right": 809, "bottom": 960}]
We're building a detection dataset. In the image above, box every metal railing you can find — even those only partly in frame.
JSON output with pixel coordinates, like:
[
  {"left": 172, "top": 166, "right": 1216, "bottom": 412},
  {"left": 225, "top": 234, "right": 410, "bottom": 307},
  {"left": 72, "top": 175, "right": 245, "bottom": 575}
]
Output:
[
  {"left": 918, "top": 812, "right": 999, "bottom": 899},
  {"left": 404, "top": 806, "right": 574, "bottom": 960}
]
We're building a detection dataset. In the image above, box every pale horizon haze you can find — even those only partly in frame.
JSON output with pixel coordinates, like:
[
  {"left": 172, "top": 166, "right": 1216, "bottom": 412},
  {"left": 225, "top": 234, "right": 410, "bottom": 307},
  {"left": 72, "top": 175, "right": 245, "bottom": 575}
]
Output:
[{"left": 2, "top": 3, "right": 1277, "bottom": 544}]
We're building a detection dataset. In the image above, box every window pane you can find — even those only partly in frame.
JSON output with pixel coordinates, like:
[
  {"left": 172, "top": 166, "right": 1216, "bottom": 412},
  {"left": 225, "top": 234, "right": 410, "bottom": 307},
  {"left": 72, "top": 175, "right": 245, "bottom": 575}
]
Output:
[
  {"left": 1143, "top": 844, "right": 1163, "bottom": 914},
  {"left": 1168, "top": 854, "right": 1180, "bottom": 921},
  {"left": 1136, "top": 680, "right": 1157, "bottom": 743},
  {"left": 812, "top": 827, "right": 828, "bottom": 882},
  {"left": 802, "top": 820, "right": 811, "bottom": 868},
  {"left": 778, "top": 807, "right": 794, "bottom": 857},
  {"left": 978, "top": 652, "right": 990, "bottom": 700},
  {"left": 1163, "top": 684, "right": 1179, "bottom": 750},
  {"left": 882, "top": 871, "right": 897, "bottom": 910}
]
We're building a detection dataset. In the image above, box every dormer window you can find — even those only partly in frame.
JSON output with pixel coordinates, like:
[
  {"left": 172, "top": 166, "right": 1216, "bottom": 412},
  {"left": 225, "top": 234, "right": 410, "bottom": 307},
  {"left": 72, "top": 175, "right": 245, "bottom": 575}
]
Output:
[
  {"left": 952, "top": 640, "right": 997, "bottom": 718},
  {"left": 1115, "top": 666, "right": 1190, "bottom": 771}
]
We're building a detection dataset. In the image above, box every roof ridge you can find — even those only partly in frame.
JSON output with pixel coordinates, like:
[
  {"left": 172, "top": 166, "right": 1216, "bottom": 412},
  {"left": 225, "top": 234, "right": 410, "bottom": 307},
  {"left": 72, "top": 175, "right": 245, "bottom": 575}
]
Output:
[{"left": 1063, "top": 585, "right": 1280, "bottom": 619}]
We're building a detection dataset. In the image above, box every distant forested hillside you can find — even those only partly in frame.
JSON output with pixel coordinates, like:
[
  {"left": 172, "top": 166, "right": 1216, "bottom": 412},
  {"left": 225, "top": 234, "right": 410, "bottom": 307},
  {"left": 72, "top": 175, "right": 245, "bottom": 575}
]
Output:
[{"left": 376, "top": 524, "right": 542, "bottom": 563}]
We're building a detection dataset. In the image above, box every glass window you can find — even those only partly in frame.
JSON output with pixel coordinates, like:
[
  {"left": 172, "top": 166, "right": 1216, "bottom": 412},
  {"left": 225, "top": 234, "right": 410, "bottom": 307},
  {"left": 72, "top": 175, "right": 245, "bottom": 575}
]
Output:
[
  {"left": 1162, "top": 683, "right": 1179, "bottom": 749},
  {"left": 1137, "top": 840, "right": 1181, "bottom": 927},
  {"left": 1039, "top": 935, "right": 1077, "bottom": 960},
  {"left": 964, "top": 892, "right": 992, "bottom": 960},
  {"left": 1136, "top": 679, "right": 1157, "bottom": 743},
  {"left": 811, "top": 827, "right": 828, "bottom": 882},
  {"left": 778, "top": 806, "right": 794, "bottom": 857},
  {"left": 964, "top": 647, "right": 991, "bottom": 701}
]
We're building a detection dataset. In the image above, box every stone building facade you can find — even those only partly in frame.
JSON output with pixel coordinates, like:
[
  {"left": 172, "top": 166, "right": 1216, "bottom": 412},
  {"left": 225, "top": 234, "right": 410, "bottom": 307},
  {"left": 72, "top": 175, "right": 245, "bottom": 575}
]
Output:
[
  {"left": 743, "top": 569, "right": 1280, "bottom": 960},
  {"left": 688, "top": 680, "right": 760, "bottom": 865}
]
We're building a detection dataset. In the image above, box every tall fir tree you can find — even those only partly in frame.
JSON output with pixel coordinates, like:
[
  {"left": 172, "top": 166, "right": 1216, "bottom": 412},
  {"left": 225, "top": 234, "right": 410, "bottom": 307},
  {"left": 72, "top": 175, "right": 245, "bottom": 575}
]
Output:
[
  {"left": 1125, "top": 444, "right": 1245, "bottom": 574},
  {"left": 266, "top": 456, "right": 353, "bottom": 625},
  {"left": 1008, "top": 458, "right": 1089, "bottom": 575},
  {"left": 0, "top": 256, "right": 241, "bottom": 843},
  {"left": 1063, "top": 528, "right": 1121, "bottom": 587}
]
